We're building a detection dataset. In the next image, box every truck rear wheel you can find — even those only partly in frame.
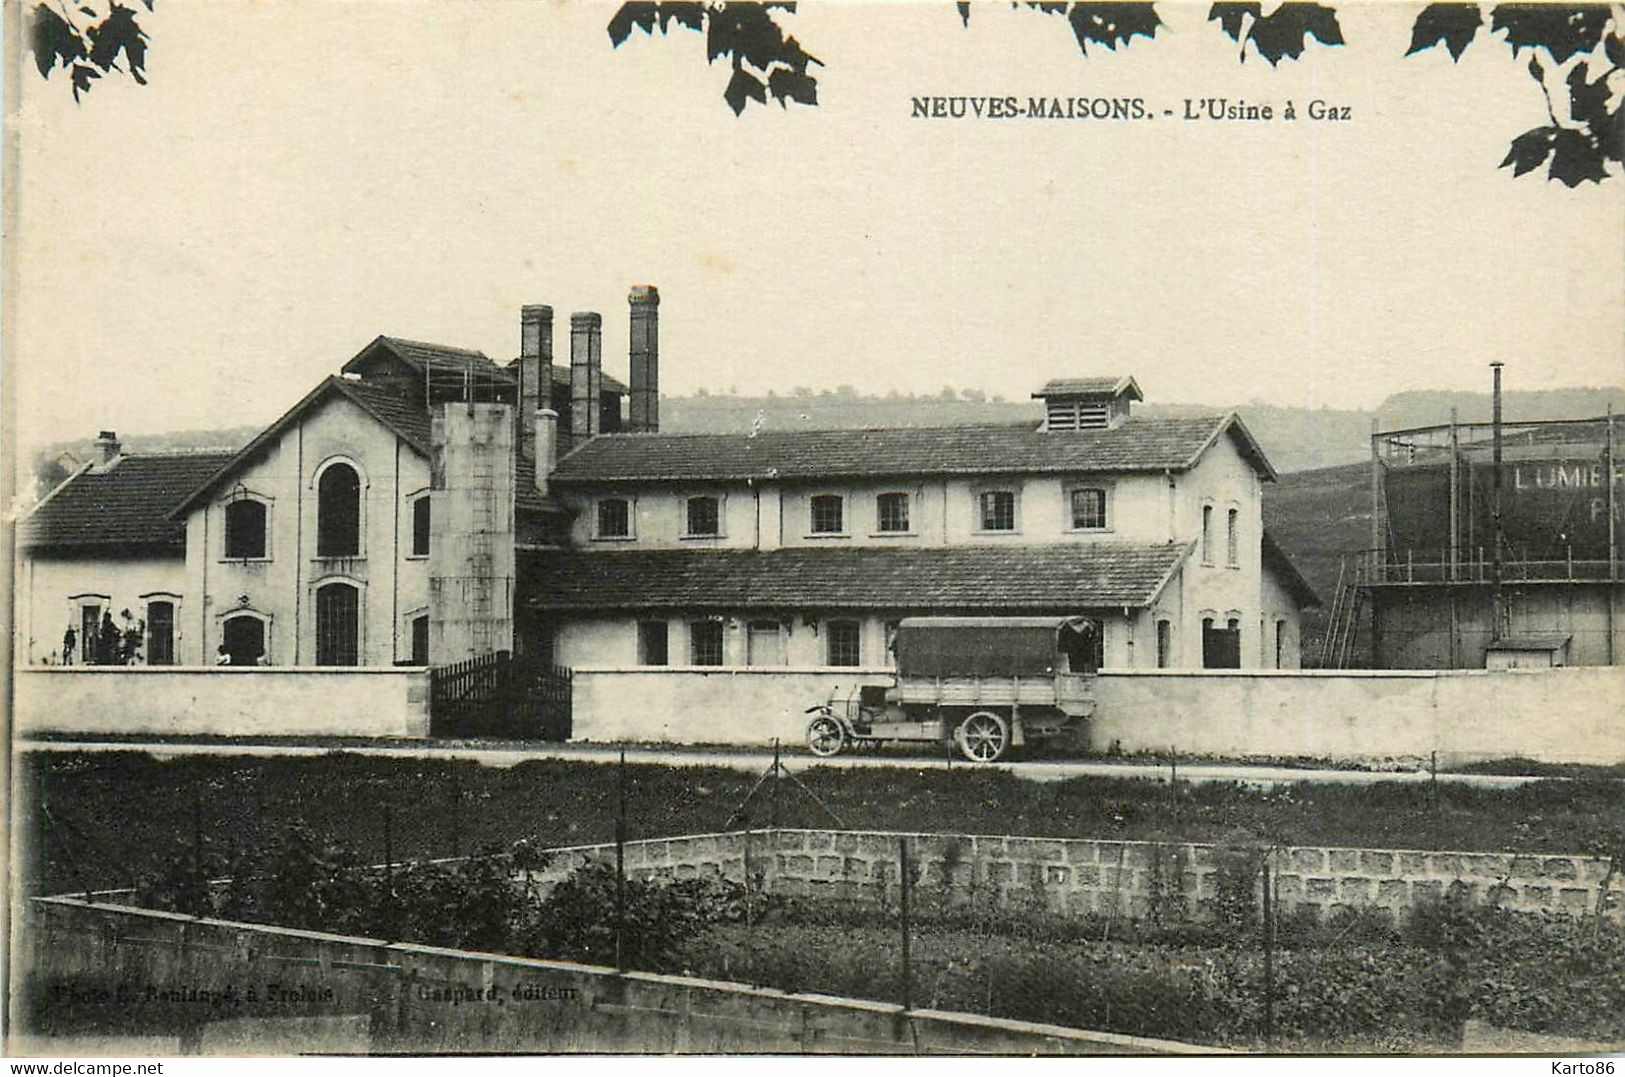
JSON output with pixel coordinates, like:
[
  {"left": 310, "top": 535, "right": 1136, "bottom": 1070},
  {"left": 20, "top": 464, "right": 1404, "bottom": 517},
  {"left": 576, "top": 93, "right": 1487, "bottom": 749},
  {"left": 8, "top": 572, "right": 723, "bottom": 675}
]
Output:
[{"left": 956, "top": 711, "right": 1009, "bottom": 763}]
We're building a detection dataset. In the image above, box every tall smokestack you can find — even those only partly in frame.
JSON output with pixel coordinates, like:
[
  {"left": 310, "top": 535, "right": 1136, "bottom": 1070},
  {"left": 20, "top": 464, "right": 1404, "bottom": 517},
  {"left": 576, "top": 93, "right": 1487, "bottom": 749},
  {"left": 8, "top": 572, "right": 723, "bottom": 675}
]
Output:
[
  {"left": 519, "top": 304, "right": 552, "bottom": 464},
  {"left": 570, "top": 312, "right": 603, "bottom": 443},
  {"left": 629, "top": 285, "right": 660, "bottom": 433}
]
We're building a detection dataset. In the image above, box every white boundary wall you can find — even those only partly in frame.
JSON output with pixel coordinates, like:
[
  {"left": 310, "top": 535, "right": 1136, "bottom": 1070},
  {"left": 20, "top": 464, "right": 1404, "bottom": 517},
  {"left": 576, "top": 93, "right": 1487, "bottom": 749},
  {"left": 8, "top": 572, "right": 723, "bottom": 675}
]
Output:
[
  {"left": 573, "top": 665, "right": 1624, "bottom": 765},
  {"left": 13, "top": 667, "right": 431, "bottom": 739}
]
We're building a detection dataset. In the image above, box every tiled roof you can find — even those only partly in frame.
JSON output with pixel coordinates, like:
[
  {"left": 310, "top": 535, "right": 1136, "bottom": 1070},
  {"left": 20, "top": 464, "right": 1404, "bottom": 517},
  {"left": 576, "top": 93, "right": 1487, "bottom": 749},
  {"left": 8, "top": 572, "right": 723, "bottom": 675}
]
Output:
[
  {"left": 19, "top": 452, "right": 236, "bottom": 552},
  {"left": 552, "top": 415, "right": 1274, "bottom": 484},
  {"left": 522, "top": 541, "right": 1192, "bottom": 612},
  {"left": 348, "top": 336, "right": 516, "bottom": 386},
  {"left": 1261, "top": 530, "right": 1320, "bottom": 608},
  {"left": 499, "top": 359, "right": 632, "bottom": 395},
  {"left": 172, "top": 375, "right": 557, "bottom": 517},
  {"left": 1034, "top": 376, "right": 1143, "bottom": 400}
]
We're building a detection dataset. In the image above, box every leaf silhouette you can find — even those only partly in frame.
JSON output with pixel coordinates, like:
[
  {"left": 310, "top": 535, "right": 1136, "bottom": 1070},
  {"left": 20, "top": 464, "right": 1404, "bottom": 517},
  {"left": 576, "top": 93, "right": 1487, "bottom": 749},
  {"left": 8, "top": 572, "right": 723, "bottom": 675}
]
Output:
[
  {"left": 30, "top": 4, "right": 86, "bottom": 78},
  {"left": 1061, "top": 3, "right": 1163, "bottom": 54},
  {"left": 1500, "top": 125, "right": 1558, "bottom": 176},
  {"left": 1406, "top": 3, "right": 1481, "bottom": 59},
  {"left": 87, "top": 3, "right": 148, "bottom": 84},
  {"left": 1210, "top": 2, "right": 1342, "bottom": 65},
  {"left": 724, "top": 66, "right": 768, "bottom": 115},
  {"left": 68, "top": 61, "right": 101, "bottom": 101},
  {"left": 1490, "top": 3, "right": 1609, "bottom": 63},
  {"left": 1547, "top": 125, "right": 1609, "bottom": 185},
  {"left": 609, "top": 2, "right": 821, "bottom": 115}
]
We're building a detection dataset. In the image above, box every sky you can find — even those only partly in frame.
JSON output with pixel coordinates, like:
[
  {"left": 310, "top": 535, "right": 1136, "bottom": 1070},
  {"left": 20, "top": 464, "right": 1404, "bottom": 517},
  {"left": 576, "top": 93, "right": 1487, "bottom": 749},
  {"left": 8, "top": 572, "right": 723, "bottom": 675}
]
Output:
[{"left": 8, "top": 0, "right": 1623, "bottom": 458}]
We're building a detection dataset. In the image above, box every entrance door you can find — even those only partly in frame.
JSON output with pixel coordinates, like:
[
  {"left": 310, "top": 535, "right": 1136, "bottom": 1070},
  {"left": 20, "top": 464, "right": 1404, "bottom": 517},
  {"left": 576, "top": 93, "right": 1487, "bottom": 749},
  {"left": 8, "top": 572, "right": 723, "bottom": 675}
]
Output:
[
  {"left": 146, "top": 601, "right": 175, "bottom": 665},
  {"left": 222, "top": 616, "right": 265, "bottom": 666},
  {"left": 315, "top": 582, "right": 360, "bottom": 666},
  {"left": 746, "top": 621, "right": 785, "bottom": 666},
  {"left": 1202, "top": 618, "right": 1241, "bottom": 669}
]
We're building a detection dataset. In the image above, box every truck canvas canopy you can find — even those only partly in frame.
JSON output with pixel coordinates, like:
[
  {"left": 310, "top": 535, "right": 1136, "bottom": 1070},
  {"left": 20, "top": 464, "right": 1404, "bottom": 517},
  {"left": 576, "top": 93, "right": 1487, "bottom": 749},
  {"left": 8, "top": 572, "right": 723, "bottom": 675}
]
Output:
[{"left": 893, "top": 616, "right": 1101, "bottom": 677}]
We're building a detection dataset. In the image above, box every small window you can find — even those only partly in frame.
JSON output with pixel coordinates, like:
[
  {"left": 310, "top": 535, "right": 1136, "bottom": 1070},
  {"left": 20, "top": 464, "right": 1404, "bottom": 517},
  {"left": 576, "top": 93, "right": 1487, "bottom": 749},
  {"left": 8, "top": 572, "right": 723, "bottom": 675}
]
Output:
[
  {"left": 685, "top": 496, "right": 720, "bottom": 537},
  {"left": 1201, "top": 505, "right": 1214, "bottom": 563},
  {"left": 412, "top": 496, "right": 431, "bottom": 557},
  {"left": 1156, "top": 619, "right": 1172, "bottom": 669},
  {"left": 1275, "top": 619, "right": 1287, "bottom": 669},
  {"left": 1227, "top": 509, "right": 1240, "bottom": 567},
  {"left": 224, "top": 499, "right": 267, "bottom": 559},
  {"left": 877, "top": 493, "right": 910, "bottom": 533},
  {"left": 689, "top": 620, "right": 724, "bottom": 666},
  {"left": 827, "top": 620, "right": 861, "bottom": 667},
  {"left": 979, "top": 490, "right": 1016, "bottom": 532},
  {"left": 1069, "top": 488, "right": 1107, "bottom": 530},
  {"left": 411, "top": 614, "right": 429, "bottom": 665},
  {"left": 638, "top": 621, "right": 669, "bottom": 666},
  {"left": 597, "top": 498, "right": 631, "bottom": 539},
  {"left": 810, "top": 495, "right": 844, "bottom": 534}
]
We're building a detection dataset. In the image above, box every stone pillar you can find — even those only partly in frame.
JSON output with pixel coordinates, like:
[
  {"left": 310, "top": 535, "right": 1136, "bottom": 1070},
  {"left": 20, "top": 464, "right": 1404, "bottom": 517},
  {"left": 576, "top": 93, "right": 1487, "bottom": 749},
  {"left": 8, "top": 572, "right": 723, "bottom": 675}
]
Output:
[
  {"left": 570, "top": 312, "right": 602, "bottom": 444},
  {"left": 629, "top": 285, "right": 659, "bottom": 433},
  {"left": 429, "top": 402, "right": 516, "bottom": 663}
]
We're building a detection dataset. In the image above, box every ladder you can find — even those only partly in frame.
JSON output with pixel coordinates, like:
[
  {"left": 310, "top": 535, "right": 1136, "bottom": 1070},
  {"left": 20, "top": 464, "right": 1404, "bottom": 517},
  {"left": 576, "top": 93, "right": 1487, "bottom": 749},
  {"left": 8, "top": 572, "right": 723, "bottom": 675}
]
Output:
[{"left": 1318, "top": 561, "right": 1364, "bottom": 669}]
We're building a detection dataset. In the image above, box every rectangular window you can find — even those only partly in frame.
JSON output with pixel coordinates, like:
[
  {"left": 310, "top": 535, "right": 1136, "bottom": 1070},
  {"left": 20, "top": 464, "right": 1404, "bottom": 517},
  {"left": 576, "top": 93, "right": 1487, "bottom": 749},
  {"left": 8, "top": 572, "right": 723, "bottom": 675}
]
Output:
[
  {"left": 225, "top": 499, "right": 268, "bottom": 559},
  {"left": 80, "top": 604, "right": 100, "bottom": 664},
  {"left": 1156, "top": 619, "right": 1171, "bottom": 669},
  {"left": 1202, "top": 505, "right": 1214, "bottom": 563},
  {"left": 746, "top": 621, "right": 785, "bottom": 666},
  {"left": 412, "top": 497, "right": 431, "bottom": 557},
  {"left": 810, "top": 494, "right": 844, "bottom": 534},
  {"left": 1227, "top": 508, "right": 1240, "bottom": 566},
  {"left": 689, "top": 620, "right": 724, "bottom": 666},
  {"left": 876, "top": 492, "right": 910, "bottom": 533},
  {"left": 978, "top": 490, "right": 1016, "bottom": 531},
  {"left": 1275, "top": 619, "right": 1287, "bottom": 669},
  {"left": 685, "top": 496, "right": 720, "bottom": 537},
  {"left": 597, "top": 498, "right": 631, "bottom": 539},
  {"left": 826, "top": 620, "right": 861, "bottom": 667},
  {"left": 411, "top": 614, "right": 429, "bottom": 665},
  {"left": 1069, "top": 488, "right": 1107, "bottom": 530},
  {"left": 638, "top": 620, "right": 669, "bottom": 666}
]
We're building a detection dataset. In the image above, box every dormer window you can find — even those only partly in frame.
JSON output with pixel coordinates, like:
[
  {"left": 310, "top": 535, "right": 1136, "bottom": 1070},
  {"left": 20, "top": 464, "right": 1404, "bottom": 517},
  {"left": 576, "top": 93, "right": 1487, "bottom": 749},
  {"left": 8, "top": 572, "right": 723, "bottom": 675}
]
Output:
[{"left": 1033, "top": 376, "right": 1143, "bottom": 431}]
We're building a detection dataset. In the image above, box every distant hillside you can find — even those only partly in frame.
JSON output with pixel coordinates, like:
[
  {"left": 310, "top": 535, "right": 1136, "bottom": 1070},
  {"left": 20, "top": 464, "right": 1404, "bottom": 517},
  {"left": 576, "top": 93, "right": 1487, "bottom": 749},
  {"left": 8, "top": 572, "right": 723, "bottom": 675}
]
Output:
[
  {"left": 1375, "top": 387, "right": 1625, "bottom": 431},
  {"left": 1261, "top": 461, "right": 1373, "bottom": 665}
]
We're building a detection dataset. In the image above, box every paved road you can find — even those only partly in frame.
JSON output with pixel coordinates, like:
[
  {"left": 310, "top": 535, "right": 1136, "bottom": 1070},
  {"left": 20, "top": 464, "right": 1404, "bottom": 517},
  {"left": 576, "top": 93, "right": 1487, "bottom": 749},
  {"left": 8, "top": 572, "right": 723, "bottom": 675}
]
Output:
[{"left": 13, "top": 738, "right": 1572, "bottom": 789}]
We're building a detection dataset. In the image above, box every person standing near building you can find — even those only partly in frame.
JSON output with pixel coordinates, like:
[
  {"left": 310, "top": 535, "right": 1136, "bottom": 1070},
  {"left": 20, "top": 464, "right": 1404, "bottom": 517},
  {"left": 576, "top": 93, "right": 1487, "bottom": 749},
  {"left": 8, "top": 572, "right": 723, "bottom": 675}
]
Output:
[{"left": 61, "top": 626, "right": 77, "bottom": 665}]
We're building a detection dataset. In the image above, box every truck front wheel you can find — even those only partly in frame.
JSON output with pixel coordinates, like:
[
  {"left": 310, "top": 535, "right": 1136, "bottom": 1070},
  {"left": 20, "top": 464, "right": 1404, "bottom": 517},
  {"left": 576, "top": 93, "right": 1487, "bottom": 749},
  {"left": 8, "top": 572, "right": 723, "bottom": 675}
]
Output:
[{"left": 956, "top": 711, "right": 1009, "bottom": 763}]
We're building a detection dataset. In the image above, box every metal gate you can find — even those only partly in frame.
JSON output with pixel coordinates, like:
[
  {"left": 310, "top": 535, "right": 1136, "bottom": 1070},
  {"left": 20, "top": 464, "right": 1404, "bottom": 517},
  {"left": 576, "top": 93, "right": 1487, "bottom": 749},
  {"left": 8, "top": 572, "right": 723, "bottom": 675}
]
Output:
[{"left": 429, "top": 650, "right": 572, "bottom": 740}]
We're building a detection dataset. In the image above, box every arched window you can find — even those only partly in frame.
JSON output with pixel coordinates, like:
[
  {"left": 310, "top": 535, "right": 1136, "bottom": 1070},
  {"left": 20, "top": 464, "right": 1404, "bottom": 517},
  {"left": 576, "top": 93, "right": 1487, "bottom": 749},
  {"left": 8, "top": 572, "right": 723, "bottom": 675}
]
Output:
[
  {"left": 317, "top": 463, "right": 361, "bottom": 557},
  {"left": 315, "top": 582, "right": 360, "bottom": 666},
  {"left": 224, "top": 499, "right": 268, "bottom": 559}
]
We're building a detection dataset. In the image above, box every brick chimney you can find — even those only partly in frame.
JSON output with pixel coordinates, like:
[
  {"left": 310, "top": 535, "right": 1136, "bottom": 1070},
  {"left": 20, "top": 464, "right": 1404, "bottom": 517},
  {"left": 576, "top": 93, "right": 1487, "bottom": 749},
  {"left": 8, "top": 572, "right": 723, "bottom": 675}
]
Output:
[
  {"left": 628, "top": 285, "right": 660, "bottom": 433},
  {"left": 93, "top": 430, "right": 121, "bottom": 465},
  {"left": 519, "top": 304, "right": 552, "bottom": 464},
  {"left": 570, "top": 312, "right": 603, "bottom": 443}
]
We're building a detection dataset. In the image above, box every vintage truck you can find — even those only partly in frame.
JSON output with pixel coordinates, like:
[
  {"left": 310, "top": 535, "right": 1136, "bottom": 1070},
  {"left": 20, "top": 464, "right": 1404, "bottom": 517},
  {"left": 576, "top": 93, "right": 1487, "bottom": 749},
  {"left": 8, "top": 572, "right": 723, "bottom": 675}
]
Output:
[{"left": 804, "top": 615, "right": 1100, "bottom": 763}]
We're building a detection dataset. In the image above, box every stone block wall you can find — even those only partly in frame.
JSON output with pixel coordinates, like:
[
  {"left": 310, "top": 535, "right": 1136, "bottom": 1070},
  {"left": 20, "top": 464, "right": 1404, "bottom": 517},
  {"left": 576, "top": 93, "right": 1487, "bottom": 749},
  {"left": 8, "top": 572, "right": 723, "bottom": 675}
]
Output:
[{"left": 527, "top": 829, "right": 1620, "bottom": 927}]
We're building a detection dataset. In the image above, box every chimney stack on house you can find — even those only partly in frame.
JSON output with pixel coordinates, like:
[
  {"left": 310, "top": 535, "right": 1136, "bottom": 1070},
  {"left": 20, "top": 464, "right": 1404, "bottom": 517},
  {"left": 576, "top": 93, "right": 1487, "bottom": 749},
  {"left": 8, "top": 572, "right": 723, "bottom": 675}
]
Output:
[
  {"left": 519, "top": 304, "right": 553, "bottom": 464},
  {"left": 534, "top": 408, "right": 558, "bottom": 498},
  {"left": 628, "top": 285, "right": 660, "bottom": 433},
  {"left": 570, "top": 312, "right": 603, "bottom": 444},
  {"left": 93, "top": 430, "right": 121, "bottom": 465}
]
